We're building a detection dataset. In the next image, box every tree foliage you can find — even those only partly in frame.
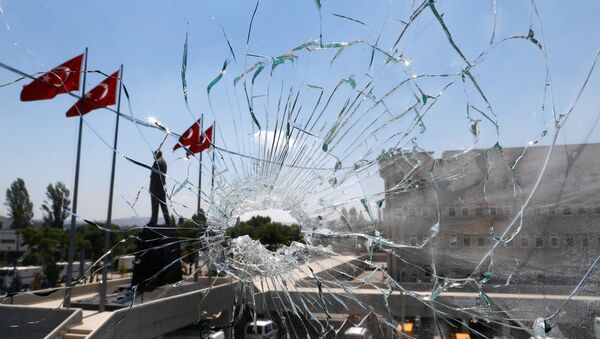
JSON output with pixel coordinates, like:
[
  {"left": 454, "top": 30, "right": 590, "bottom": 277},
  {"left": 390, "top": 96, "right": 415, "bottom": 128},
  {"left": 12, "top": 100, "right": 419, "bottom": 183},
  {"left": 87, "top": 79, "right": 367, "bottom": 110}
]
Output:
[
  {"left": 5, "top": 178, "right": 34, "bottom": 229},
  {"left": 41, "top": 182, "right": 71, "bottom": 228},
  {"left": 18, "top": 226, "right": 67, "bottom": 287},
  {"left": 226, "top": 215, "right": 302, "bottom": 251}
]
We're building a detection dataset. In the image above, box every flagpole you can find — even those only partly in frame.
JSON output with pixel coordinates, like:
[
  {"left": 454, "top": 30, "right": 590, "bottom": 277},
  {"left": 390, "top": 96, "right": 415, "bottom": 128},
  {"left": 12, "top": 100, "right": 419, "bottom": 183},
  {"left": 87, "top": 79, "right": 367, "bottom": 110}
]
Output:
[
  {"left": 99, "top": 65, "right": 123, "bottom": 311},
  {"left": 197, "top": 114, "right": 204, "bottom": 214},
  {"left": 194, "top": 114, "right": 203, "bottom": 282},
  {"left": 64, "top": 48, "right": 88, "bottom": 308},
  {"left": 211, "top": 120, "right": 216, "bottom": 192}
]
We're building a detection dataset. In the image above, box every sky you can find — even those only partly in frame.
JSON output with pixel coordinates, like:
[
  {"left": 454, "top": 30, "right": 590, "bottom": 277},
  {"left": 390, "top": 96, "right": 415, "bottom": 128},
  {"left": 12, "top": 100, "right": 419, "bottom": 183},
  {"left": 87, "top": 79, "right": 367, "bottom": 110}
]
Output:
[{"left": 1, "top": 0, "right": 599, "bottom": 224}]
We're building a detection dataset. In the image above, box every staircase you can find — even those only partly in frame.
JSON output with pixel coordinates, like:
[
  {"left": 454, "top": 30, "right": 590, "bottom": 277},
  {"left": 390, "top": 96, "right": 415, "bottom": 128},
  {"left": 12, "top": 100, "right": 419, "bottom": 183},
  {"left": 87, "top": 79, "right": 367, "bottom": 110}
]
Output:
[
  {"left": 62, "top": 325, "right": 92, "bottom": 339},
  {"left": 59, "top": 310, "right": 112, "bottom": 339}
]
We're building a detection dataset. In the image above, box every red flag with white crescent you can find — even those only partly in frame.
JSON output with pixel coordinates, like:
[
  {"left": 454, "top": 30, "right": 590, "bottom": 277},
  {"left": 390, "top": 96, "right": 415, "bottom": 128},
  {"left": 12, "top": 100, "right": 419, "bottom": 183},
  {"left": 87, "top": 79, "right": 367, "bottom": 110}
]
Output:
[
  {"left": 20, "top": 54, "right": 83, "bottom": 101},
  {"left": 173, "top": 118, "right": 201, "bottom": 151},
  {"left": 187, "top": 125, "right": 213, "bottom": 157},
  {"left": 173, "top": 119, "right": 213, "bottom": 157},
  {"left": 66, "top": 71, "right": 119, "bottom": 117}
]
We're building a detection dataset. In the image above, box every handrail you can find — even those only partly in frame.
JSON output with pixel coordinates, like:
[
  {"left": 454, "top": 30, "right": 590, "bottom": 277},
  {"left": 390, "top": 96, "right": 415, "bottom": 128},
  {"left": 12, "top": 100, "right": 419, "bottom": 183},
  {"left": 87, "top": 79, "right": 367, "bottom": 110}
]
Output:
[{"left": 88, "top": 281, "right": 237, "bottom": 339}]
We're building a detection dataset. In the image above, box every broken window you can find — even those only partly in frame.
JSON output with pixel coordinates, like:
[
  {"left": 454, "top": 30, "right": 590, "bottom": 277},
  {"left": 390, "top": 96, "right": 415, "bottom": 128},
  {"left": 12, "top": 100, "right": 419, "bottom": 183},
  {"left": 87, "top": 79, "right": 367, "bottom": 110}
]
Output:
[{"left": 2, "top": 1, "right": 600, "bottom": 338}]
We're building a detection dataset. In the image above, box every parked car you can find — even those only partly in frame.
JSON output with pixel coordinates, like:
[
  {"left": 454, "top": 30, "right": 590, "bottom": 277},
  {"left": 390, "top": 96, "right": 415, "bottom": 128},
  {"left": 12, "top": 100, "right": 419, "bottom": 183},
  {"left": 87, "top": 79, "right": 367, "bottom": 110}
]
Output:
[
  {"left": 201, "top": 330, "right": 225, "bottom": 339},
  {"left": 344, "top": 326, "right": 373, "bottom": 339},
  {"left": 245, "top": 320, "right": 279, "bottom": 339}
]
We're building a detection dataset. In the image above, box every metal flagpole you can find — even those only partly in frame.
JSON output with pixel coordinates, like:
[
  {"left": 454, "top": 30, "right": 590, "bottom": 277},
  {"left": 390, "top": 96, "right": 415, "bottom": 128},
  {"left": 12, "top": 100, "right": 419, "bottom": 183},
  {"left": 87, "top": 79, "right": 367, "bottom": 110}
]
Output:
[
  {"left": 194, "top": 114, "right": 203, "bottom": 282},
  {"left": 64, "top": 47, "right": 88, "bottom": 308},
  {"left": 208, "top": 120, "right": 216, "bottom": 283},
  {"left": 99, "top": 65, "right": 123, "bottom": 311},
  {"left": 211, "top": 121, "right": 216, "bottom": 192},
  {"left": 197, "top": 114, "right": 204, "bottom": 214}
]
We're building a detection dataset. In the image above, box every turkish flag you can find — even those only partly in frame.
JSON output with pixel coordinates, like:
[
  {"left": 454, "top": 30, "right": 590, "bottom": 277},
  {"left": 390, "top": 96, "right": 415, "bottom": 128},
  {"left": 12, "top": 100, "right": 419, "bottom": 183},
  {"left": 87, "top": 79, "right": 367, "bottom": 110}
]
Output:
[
  {"left": 173, "top": 118, "right": 201, "bottom": 151},
  {"left": 20, "top": 54, "right": 83, "bottom": 101},
  {"left": 173, "top": 119, "right": 213, "bottom": 157},
  {"left": 66, "top": 71, "right": 119, "bottom": 117},
  {"left": 187, "top": 125, "right": 213, "bottom": 156}
]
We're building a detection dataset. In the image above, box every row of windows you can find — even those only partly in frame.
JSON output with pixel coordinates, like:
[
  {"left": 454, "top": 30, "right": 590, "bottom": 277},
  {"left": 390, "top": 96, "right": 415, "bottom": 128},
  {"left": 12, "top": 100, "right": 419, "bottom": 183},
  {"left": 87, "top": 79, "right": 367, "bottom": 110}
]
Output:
[
  {"left": 394, "top": 205, "right": 600, "bottom": 218},
  {"left": 447, "top": 234, "right": 488, "bottom": 248},
  {"left": 402, "top": 233, "right": 596, "bottom": 249}
]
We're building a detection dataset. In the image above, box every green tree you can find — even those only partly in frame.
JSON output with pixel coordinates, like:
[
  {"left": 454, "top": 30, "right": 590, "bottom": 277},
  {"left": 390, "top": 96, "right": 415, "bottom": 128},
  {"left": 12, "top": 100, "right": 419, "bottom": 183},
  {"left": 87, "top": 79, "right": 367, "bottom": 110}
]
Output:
[
  {"left": 18, "top": 226, "right": 67, "bottom": 287},
  {"left": 5, "top": 178, "right": 34, "bottom": 229},
  {"left": 226, "top": 215, "right": 302, "bottom": 251},
  {"left": 41, "top": 182, "right": 71, "bottom": 228}
]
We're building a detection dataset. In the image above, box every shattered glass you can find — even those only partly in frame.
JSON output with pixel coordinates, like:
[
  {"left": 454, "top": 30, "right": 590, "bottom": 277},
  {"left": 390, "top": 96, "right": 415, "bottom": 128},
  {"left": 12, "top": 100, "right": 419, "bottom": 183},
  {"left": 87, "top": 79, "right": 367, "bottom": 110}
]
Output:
[{"left": 1, "top": 1, "right": 600, "bottom": 338}]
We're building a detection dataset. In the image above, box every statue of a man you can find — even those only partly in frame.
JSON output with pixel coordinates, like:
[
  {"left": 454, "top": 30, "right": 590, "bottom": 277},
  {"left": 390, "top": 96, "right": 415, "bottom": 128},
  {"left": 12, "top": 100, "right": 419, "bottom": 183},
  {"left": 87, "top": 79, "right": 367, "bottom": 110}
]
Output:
[{"left": 149, "top": 150, "right": 170, "bottom": 226}]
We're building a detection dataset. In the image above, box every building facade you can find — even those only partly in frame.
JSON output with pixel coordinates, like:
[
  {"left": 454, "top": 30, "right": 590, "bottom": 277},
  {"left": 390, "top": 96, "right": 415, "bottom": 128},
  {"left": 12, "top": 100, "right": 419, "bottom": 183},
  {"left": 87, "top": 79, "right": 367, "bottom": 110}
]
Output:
[
  {"left": 0, "top": 230, "right": 25, "bottom": 253},
  {"left": 378, "top": 143, "right": 600, "bottom": 285}
]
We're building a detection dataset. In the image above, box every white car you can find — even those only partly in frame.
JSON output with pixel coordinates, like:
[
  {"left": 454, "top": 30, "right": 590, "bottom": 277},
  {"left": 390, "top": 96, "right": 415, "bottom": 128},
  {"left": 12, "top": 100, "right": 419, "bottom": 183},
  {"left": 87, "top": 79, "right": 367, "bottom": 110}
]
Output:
[
  {"left": 245, "top": 320, "right": 279, "bottom": 339},
  {"left": 344, "top": 326, "right": 373, "bottom": 339},
  {"left": 201, "top": 330, "right": 225, "bottom": 339}
]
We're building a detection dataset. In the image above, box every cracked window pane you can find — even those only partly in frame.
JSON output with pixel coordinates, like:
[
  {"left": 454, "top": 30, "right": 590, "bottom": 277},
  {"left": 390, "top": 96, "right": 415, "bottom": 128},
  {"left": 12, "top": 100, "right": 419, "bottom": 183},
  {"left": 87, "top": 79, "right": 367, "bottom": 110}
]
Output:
[{"left": 1, "top": 1, "right": 600, "bottom": 338}]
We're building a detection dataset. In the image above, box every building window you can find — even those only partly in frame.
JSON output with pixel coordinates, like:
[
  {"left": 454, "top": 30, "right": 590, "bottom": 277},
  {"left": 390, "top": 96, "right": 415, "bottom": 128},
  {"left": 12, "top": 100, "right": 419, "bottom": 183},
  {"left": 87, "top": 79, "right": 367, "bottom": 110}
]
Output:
[
  {"left": 422, "top": 207, "right": 430, "bottom": 217},
  {"left": 449, "top": 207, "right": 456, "bottom": 217},
  {"left": 550, "top": 234, "right": 559, "bottom": 248},
  {"left": 578, "top": 208, "right": 586, "bottom": 215},
  {"left": 548, "top": 207, "right": 556, "bottom": 216},
  {"left": 566, "top": 234, "right": 574, "bottom": 247},
  {"left": 462, "top": 207, "right": 469, "bottom": 217},
  {"left": 0, "top": 239, "right": 15, "bottom": 244},
  {"left": 475, "top": 207, "right": 483, "bottom": 217},
  {"left": 409, "top": 208, "right": 416, "bottom": 217},
  {"left": 489, "top": 207, "right": 496, "bottom": 216},
  {"left": 463, "top": 235, "right": 471, "bottom": 247},
  {"left": 595, "top": 205, "right": 600, "bottom": 214},
  {"left": 449, "top": 234, "right": 458, "bottom": 248},
  {"left": 535, "top": 236, "right": 544, "bottom": 248},
  {"left": 410, "top": 235, "right": 417, "bottom": 246},
  {"left": 520, "top": 235, "right": 529, "bottom": 247},
  {"left": 503, "top": 206, "right": 511, "bottom": 215},
  {"left": 563, "top": 207, "right": 571, "bottom": 215},
  {"left": 582, "top": 235, "right": 589, "bottom": 247},
  {"left": 478, "top": 237, "right": 485, "bottom": 246}
]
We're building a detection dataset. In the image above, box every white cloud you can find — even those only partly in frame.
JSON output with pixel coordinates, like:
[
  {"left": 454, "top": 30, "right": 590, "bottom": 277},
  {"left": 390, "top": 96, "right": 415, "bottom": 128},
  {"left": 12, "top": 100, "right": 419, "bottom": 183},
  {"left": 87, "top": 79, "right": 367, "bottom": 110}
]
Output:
[{"left": 252, "top": 130, "right": 296, "bottom": 148}]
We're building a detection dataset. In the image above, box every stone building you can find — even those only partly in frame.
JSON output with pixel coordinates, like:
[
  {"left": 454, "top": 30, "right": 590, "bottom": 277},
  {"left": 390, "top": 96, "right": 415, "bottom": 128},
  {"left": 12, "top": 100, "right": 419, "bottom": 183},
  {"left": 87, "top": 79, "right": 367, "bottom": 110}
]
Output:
[{"left": 378, "top": 143, "right": 600, "bottom": 285}]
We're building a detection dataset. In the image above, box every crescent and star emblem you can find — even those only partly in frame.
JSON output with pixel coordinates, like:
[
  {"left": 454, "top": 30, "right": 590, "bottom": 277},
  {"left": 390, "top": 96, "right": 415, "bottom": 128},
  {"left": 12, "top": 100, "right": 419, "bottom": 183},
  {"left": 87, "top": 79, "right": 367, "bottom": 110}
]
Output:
[
  {"left": 51, "top": 66, "right": 72, "bottom": 88},
  {"left": 96, "top": 83, "right": 109, "bottom": 100},
  {"left": 184, "top": 128, "right": 194, "bottom": 140}
]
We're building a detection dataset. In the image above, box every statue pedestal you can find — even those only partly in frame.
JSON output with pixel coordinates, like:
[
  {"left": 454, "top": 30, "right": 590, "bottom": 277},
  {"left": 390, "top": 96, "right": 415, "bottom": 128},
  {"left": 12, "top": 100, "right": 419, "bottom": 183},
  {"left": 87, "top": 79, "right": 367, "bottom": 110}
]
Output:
[{"left": 131, "top": 226, "right": 182, "bottom": 293}]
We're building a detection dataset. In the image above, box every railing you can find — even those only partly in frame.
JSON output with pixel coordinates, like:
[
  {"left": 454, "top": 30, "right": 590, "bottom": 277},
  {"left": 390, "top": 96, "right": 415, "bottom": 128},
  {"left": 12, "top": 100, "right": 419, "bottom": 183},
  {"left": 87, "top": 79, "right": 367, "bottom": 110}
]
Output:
[{"left": 88, "top": 281, "right": 237, "bottom": 339}]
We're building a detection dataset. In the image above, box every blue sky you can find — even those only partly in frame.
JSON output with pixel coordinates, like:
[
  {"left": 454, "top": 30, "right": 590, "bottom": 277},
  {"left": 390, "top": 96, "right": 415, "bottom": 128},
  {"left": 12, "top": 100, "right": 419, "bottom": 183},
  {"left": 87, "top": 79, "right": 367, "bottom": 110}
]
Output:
[{"left": 1, "top": 0, "right": 599, "bottom": 222}]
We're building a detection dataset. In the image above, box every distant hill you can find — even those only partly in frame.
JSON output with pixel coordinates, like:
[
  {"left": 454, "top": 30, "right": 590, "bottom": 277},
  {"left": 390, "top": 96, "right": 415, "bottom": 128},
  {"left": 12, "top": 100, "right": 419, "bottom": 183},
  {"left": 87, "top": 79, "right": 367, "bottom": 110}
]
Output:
[
  {"left": 0, "top": 216, "right": 45, "bottom": 229},
  {"left": 109, "top": 217, "right": 148, "bottom": 227}
]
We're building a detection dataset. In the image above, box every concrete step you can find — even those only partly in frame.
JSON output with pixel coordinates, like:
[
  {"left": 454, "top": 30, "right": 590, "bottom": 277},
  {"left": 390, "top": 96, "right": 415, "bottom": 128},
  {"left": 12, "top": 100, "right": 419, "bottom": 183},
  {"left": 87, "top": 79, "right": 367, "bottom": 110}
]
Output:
[
  {"left": 63, "top": 333, "right": 87, "bottom": 339},
  {"left": 68, "top": 327, "right": 91, "bottom": 335}
]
